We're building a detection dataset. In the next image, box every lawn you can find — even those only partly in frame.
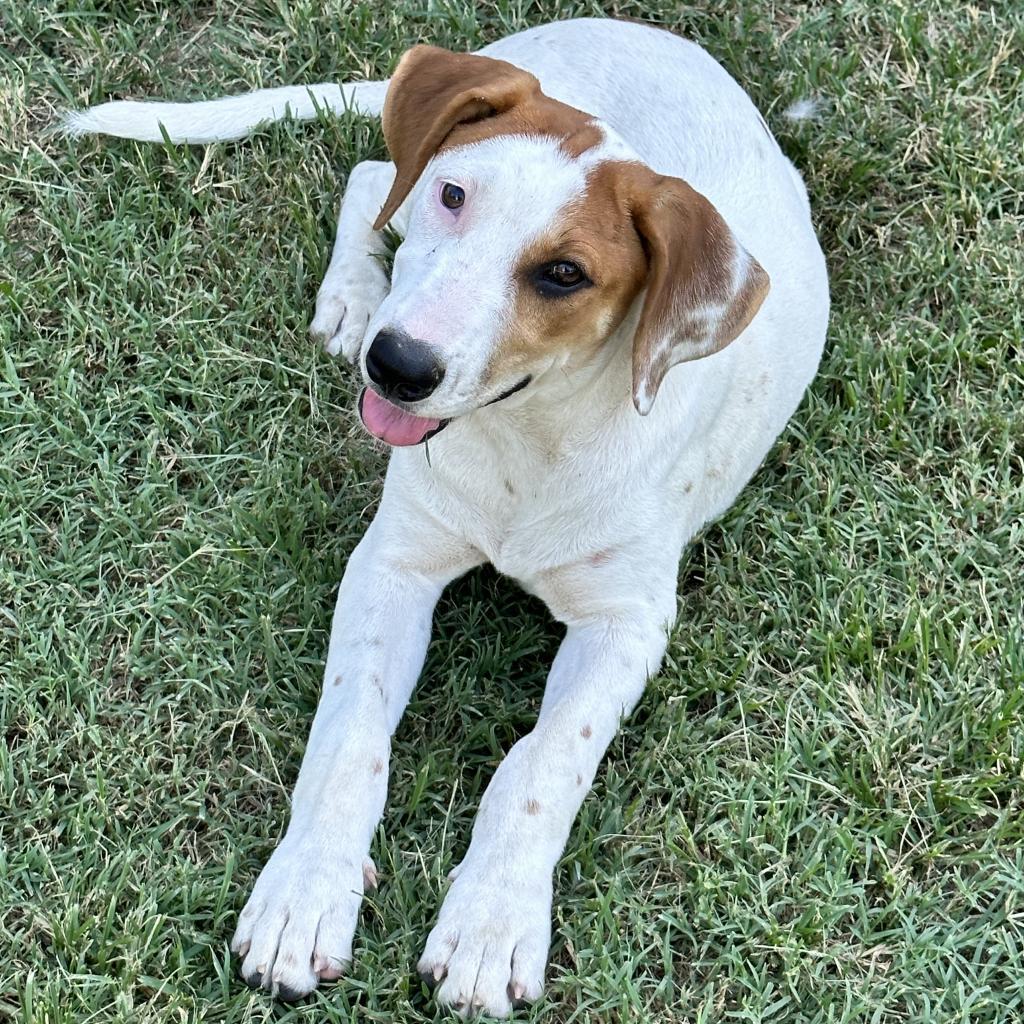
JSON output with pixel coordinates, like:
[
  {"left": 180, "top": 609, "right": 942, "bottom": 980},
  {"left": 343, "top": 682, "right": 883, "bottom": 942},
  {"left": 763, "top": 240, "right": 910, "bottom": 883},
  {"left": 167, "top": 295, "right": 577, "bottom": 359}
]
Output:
[{"left": 2, "top": 1, "right": 1022, "bottom": 1022}]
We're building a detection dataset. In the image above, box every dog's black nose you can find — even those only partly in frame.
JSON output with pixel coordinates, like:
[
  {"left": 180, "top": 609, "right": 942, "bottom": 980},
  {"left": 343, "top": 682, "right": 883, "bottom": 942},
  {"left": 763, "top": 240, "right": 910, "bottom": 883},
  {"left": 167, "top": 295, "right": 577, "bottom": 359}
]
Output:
[{"left": 365, "top": 329, "right": 445, "bottom": 403}]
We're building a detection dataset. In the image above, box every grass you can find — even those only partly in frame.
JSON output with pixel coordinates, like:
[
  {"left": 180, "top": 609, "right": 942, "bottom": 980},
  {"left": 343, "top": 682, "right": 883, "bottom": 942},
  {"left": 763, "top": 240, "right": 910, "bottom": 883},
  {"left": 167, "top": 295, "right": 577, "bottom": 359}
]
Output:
[{"left": 1, "top": 1, "right": 1022, "bottom": 1021}]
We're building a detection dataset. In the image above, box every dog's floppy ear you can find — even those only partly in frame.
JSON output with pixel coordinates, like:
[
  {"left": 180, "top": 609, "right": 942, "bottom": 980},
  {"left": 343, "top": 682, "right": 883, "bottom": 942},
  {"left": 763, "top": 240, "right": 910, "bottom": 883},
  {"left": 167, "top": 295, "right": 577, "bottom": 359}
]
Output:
[
  {"left": 625, "top": 165, "right": 770, "bottom": 414},
  {"left": 373, "top": 46, "right": 541, "bottom": 230}
]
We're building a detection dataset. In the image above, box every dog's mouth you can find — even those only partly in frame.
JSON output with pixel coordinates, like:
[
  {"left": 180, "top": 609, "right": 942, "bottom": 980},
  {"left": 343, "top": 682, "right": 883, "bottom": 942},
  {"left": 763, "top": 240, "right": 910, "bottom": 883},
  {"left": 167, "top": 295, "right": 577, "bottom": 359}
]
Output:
[
  {"left": 357, "top": 377, "right": 531, "bottom": 447},
  {"left": 358, "top": 388, "right": 448, "bottom": 447}
]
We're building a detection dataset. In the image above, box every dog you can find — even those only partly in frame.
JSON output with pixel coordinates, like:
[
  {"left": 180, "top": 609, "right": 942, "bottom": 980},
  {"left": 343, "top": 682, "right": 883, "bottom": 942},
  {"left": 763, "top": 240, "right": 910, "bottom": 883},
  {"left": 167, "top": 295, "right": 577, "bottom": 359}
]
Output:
[{"left": 66, "top": 16, "right": 829, "bottom": 1016}]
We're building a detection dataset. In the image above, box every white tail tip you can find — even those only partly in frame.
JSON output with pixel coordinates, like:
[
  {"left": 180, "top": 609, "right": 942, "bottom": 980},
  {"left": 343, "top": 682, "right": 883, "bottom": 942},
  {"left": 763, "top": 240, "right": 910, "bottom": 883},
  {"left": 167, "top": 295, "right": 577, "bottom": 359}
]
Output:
[
  {"left": 61, "top": 108, "right": 101, "bottom": 138},
  {"left": 58, "top": 101, "right": 180, "bottom": 142}
]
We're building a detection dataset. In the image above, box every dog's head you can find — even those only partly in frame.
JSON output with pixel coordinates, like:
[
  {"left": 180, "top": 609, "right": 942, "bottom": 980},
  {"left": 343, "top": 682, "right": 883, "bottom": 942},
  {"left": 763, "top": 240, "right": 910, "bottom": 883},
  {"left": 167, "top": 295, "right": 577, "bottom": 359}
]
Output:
[{"left": 356, "top": 45, "right": 769, "bottom": 446}]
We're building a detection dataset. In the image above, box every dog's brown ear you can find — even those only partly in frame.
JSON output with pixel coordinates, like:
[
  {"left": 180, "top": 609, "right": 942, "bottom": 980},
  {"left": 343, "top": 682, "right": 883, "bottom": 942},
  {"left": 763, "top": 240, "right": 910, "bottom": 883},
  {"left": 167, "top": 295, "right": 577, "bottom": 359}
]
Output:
[
  {"left": 373, "top": 46, "right": 541, "bottom": 230},
  {"left": 624, "top": 165, "right": 770, "bottom": 413}
]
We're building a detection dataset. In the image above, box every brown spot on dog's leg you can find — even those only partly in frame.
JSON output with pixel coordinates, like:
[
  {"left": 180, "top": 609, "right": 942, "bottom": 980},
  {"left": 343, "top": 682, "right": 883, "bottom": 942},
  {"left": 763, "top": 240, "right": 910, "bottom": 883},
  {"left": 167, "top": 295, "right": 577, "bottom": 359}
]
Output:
[
  {"left": 362, "top": 858, "right": 378, "bottom": 891},
  {"left": 333, "top": 674, "right": 342, "bottom": 686},
  {"left": 504, "top": 478, "right": 515, "bottom": 495},
  {"left": 525, "top": 799, "right": 541, "bottom": 815},
  {"left": 576, "top": 774, "right": 583, "bottom": 786},
  {"left": 372, "top": 758, "right": 384, "bottom": 775},
  {"left": 580, "top": 724, "right": 592, "bottom": 739}
]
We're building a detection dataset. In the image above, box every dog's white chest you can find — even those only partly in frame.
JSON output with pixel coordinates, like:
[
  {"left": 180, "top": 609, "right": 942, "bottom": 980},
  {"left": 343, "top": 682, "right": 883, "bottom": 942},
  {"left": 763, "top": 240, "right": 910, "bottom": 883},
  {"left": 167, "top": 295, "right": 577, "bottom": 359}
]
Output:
[{"left": 400, "top": 426, "right": 598, "bottom": 573}]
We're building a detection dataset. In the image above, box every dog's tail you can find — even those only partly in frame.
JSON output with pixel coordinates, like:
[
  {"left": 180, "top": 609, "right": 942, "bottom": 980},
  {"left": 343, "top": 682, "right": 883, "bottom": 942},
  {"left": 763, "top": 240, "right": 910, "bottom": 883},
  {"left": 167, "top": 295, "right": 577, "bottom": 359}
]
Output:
[{"left": 61, "top": 79, "right": 389, "bottom": 143}]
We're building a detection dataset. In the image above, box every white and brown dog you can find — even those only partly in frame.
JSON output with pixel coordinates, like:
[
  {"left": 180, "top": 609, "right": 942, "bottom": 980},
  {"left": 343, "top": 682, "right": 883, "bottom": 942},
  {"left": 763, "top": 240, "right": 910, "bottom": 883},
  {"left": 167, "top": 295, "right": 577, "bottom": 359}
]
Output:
[{"left": 67, "top": 17, "right": 829, "bottom": 1016}]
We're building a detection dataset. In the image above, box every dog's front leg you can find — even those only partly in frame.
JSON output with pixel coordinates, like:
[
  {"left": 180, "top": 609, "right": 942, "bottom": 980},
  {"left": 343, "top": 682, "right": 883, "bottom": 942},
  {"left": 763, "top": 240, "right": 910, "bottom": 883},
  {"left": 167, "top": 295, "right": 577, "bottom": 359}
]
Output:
[
  {"left": 309, "top": 159, "right": 400, "bottom": 361},
  {"left": 419, "top": 585, "right": 675, "bottom": 1017},
  {"left": 231, "top": 495, "right": 481, "bottom": 1000}
]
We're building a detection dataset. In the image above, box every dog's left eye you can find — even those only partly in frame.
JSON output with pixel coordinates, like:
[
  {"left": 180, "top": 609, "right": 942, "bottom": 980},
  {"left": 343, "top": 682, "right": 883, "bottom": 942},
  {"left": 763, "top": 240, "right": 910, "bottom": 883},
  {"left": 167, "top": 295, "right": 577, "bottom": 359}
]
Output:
[
  {"left": 440, "top": 182, "right": 465, "bottom": 210},
  {"left": 534, "top": 260, "right": 590, "bottom": 296}
]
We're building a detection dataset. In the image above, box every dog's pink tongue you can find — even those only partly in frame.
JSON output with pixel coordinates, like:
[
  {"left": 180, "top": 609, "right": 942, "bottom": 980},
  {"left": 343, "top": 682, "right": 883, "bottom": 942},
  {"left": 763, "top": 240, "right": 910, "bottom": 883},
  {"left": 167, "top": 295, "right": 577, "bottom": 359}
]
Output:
[{"left": 359, "top": 387, "right": 441, "bottom": 447}]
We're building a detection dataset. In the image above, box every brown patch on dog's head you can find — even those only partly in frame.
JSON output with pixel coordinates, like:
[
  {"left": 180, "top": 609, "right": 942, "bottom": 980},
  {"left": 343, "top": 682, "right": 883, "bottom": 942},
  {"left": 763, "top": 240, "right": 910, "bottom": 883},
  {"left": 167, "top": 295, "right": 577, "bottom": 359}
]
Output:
[
  {"left": 488, "top": 159, "right": 770, "bottom": 409},
  {"left": 374, "top": 45, "right": 602, "bottom": 229},
  {"left": 489, "top": 159, "right": 649, "bottom": 383}
]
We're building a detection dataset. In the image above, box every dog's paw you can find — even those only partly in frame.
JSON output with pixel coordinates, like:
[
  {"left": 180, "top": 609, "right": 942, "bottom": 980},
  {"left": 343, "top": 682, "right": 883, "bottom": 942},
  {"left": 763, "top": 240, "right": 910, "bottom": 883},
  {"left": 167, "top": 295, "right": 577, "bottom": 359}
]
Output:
[
  {"left": 309, "top": 256, "right": 389, "bottom": 362},
  {"left": 231, "top": 837, "right": 375, "bottom": 1000},
  {"left": 418, "top": 866, "right": 552, "bottom": 1017}
]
